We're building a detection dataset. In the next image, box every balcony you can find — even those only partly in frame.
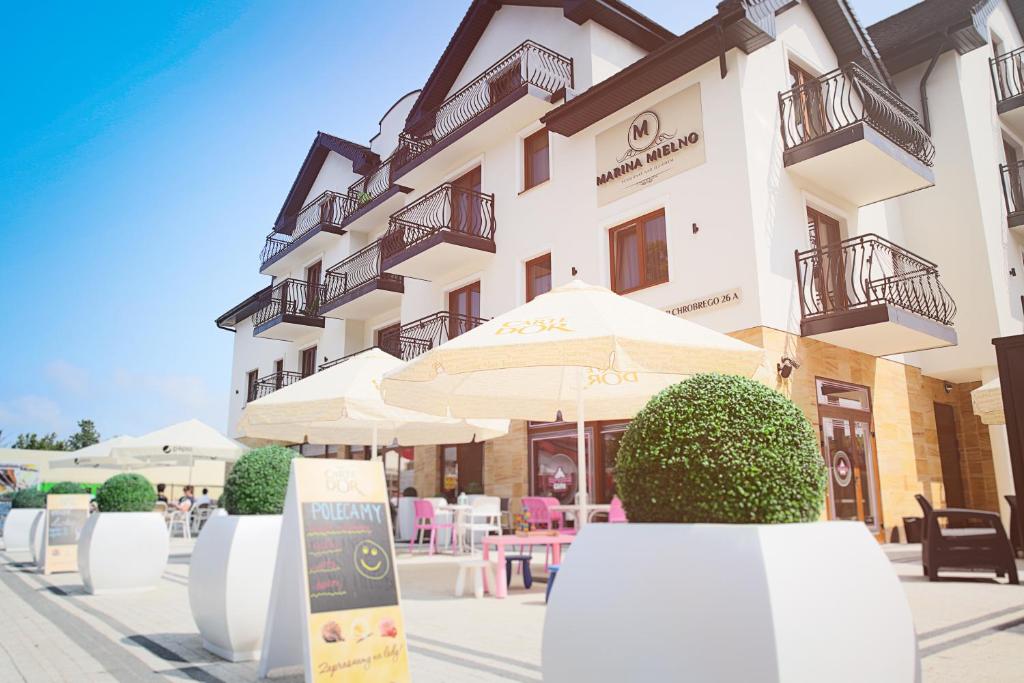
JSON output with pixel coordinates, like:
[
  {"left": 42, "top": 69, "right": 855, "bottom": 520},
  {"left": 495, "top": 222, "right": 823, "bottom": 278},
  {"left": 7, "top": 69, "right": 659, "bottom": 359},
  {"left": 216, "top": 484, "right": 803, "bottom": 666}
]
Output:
[
  {"left": 259, "top": 191, "right": 354, "bottom": 277},
  {"left": 381, "top": 185, "right": 496, "bottom": 281},
  {"left": 379, "top": 312, "right": 487, "bottom": 361},
  {"left": 248, "top": 370, "right": 303, "bottom": 402},
  {"left": 252, "top": 279, "right": 325, "bottom": 341},
  {"left": 341, "top": 153, "right": 412, "bottom": 232},
  {"left": 795, "top": 234, "right": 956, "bottom": 356},
  {"left": 1001, "top": 161, "right": 1024, "bottom": 230},
  {"left": 320, "top": 240, "right": 404, "bottom": 320},
  {"left": 392, "top": 41, "right": 574, "bottom": 187},
  {"left": 779, "top": 64, "right": 935, "bottom": 206},
  {"left": 991, "top": 48, "right": 1024, "bottom": 137}
]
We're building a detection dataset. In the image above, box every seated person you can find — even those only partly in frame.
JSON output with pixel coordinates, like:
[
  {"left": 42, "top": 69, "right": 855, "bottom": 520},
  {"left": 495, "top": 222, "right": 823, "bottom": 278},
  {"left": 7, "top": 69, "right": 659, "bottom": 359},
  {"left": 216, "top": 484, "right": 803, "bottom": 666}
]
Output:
[
  {"left": 178, "top": 485, "right": 196, "bottom": 511},
  {"left": 195, "top": 487, "right": 212, "bottom": 507},
  {"left": 156, "top": 483, "right": 169, "bottom": 504}
]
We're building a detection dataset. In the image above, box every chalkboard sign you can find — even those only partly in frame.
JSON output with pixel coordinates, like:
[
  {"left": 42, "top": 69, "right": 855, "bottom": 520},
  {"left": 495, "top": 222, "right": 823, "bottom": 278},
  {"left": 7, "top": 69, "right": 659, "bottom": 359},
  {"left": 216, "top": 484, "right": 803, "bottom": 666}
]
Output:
[
  {"left": 43, "top": 495, "right": 91, "bottom": 575},
  {"left": 259, "top": 459, "right": 410, "bottom": 683}
]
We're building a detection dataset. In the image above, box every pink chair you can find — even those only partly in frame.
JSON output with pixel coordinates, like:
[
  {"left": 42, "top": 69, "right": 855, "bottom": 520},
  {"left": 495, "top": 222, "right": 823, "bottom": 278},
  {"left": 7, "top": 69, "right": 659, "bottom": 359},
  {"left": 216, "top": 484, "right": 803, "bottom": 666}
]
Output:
[
  {"left": 409, "top": 499, "right": 454, "bottom": 555},
  {"left": 522, "top": 497, "right": 571, "bottom": 531},
  {"left": 608, "top": 496, "right": 628, "bottom": 523}
]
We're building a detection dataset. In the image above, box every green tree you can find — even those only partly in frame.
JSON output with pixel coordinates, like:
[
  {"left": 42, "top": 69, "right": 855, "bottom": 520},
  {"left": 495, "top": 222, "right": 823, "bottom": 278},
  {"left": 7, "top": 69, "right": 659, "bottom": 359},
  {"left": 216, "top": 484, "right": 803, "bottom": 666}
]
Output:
[
  {"left": 12, "top": 432, "right": 67, "bottom": 451},
  {"left": 66, "top": 419, "right": 100, "bottom": 450}
]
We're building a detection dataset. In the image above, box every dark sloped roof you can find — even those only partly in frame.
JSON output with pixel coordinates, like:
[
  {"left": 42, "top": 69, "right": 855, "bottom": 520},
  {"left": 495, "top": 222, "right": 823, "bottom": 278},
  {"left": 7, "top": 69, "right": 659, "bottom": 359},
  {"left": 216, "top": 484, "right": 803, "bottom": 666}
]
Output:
[
  {"left": 543, "top": 0, "right": 889, "bottom": 137},
  {"left": 404, "top": 0, "right": 675, "bottom": 135},
  {"left": 868, "top": 0, "right": 1024, "bottom": 74},
  {"left": 215, "top": 285, "right": 271, "bottom": 331},
  {"left": 272, "top": 132, "right": 374, "bottom": 235}
]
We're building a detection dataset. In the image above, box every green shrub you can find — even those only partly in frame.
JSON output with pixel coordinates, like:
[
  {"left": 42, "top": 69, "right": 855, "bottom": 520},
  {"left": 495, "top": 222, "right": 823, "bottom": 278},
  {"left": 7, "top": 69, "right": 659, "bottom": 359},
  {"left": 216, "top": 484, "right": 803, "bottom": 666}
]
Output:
[
  {"left": 11, "top": 489, "right": 46, "bottom": 509},
  {"left": 222, "top": 446, "right": 296, "bottom": 515},
  {"left": 95, "top": 474, "right": 156, "bottom": 512},
  {"left": 615, "top": 373, "right": 826, "bottom": 524},
  {"left": 48, "top": 481, "right": 87, "bottom": 495}
]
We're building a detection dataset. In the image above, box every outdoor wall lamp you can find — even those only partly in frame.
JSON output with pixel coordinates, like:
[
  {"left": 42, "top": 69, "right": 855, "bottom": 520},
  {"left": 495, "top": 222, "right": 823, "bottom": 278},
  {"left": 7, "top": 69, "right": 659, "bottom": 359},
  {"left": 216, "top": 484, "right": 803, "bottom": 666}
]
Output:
[
  {"left": 944, "top": 382, "right": 953, "bottom": 394},
  {"left": 692, "top": 222, "right": 699, "bottom": 234},
  {"left": 777, "top": 357, "right": 800, "bottom": 379}
]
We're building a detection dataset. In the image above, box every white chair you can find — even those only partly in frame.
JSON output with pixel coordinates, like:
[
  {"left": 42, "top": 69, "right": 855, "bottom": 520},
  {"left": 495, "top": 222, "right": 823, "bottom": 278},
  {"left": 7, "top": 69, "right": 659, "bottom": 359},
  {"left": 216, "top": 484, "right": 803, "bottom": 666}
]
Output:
[
  {"left": 168, "top": 509, "right": 191, "bottom": 539},
  {"left": 454, "top": 558, "right": 496, "bottom": 599},
  {"left": 463, "top": 496, "right": 502, "bottom": 554}
]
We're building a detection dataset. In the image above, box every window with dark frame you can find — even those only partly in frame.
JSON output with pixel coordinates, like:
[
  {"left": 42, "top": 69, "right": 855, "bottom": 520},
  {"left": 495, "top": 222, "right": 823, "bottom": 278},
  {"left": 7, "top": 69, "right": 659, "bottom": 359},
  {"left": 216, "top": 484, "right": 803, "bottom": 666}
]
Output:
[
  {"left": 523, "top": 128, "right": 550, "bottom": 191},
  {"left": 525, "top": 253, "right": 552, "bottom": 302},
  {"left": 608, "top": 209, "right": 668, "bottom": 294},
  {"left": 300, "top": 345, "right": 317, "bottom": 378},
  {"left": 448, "top": 281, "right": 481, "bottom": 339},
  {"left": 246, "top": 369, "right": 259, "bottom": 403}
]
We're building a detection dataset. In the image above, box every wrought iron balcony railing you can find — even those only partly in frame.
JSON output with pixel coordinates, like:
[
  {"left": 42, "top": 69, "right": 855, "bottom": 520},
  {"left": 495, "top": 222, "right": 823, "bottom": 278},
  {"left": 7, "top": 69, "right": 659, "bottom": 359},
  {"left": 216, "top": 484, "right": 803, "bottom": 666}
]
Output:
[
  {"left": 779, "top": 63, "right": 935, "bottom": 167},
  {"left": 381, "top": 185, "right": 496, "bottom": 260},
  {"left": 379, "top": 312, "right": 487, "bottom": 361},
  {"left": 347, "top": 154, "right": 397, "bottom": 207},
  {"left": 321, "top": 239, "right": 403, "bottom": 307},
  {"left": 795, "top": 234, "right": 956, "bottom": 327},
  {"left": 249, "top": 370, "right": 304, "bottom": 402},
  {"left": 1001, "top": 160, "right": 1024, "bottom": 220},
  {"left": 394, "top": 41, "right": 574, "bottom": 169},
  {"left": 991, "top": 47, "right": 1024, "bottom": 105},
  {"left": 252, "top": 278, "right": 325, "bottom": 329},
  {"left": 259, "top": 190, "right": 356, "bottom": 269}
]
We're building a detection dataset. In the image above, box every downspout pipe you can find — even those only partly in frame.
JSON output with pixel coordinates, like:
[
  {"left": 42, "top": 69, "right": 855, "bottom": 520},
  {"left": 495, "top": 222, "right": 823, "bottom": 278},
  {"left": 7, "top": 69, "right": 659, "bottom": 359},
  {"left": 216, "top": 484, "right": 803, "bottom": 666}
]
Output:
[{"left": 920, "top": 32, "right": 950, "bottom": 135}]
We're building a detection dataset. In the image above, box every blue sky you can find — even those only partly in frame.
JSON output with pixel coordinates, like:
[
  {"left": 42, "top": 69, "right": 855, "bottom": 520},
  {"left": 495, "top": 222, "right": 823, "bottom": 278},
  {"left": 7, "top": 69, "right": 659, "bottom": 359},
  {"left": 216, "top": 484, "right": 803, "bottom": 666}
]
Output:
[{"left": 0, "top": 0, "right": 917, "bottom": 442}]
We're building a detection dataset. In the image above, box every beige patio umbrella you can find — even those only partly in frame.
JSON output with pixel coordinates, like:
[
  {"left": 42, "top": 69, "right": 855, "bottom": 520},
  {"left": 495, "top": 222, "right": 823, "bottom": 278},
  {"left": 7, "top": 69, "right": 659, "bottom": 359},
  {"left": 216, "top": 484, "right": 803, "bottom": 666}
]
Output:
[
  {"left": 104, "top": 419, "right": 245, "bottom": 467},
  {"left": 380, "top": 279, "right": 766, "bottom": 522},
  {"left": 236, "top": 348, "right": 509, "bottom": 456},
  {"left": 50, "top": 435, "right": 144, "bottom": 468},
  {"left": 972, "top": 378, "right": 1004, "bottom": 425}
]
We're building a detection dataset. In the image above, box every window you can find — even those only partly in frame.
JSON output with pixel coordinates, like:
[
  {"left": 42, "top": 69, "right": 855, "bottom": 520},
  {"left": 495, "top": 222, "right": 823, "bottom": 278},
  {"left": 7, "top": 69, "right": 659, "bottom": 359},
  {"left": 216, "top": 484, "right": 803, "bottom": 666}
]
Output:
[
  {"left": 301, "top": 345, "right": 317, "bottom": 378},
  {"left": 523, "top": 128, "right": 550, "bottom": 190},
  {"left": 451, "top": 166, "right": 483, "bottom": 235},
  {"left": 788, "top": 61, "right": 825, "bottom": 143},
  {"left": 246, "top": 369, "right": 259, "bottom": 403},
  {"left": 305, "top": 261, "right": 322, "bottom": 313},
  {"left": 525, "top": 253, "right": 552, "bottom": 302},
  {"left": 608, "top": 209, "right": 668, "bottom": 294},
  {"left": 448, "top": 281, "right": 480, "bottom": 338},
  {"left": 438, "top": 443, "right": 484, "bottom": 500},
  {"left": 273, "top": 359, "right": 284, "bottom": 389}
]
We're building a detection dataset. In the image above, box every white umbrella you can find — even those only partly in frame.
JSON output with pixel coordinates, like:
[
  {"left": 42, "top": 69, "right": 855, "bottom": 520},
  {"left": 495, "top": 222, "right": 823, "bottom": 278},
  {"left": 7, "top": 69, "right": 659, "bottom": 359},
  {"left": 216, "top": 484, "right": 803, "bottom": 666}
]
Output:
[
  {"left": 107, "top": 419, "right": 245, "bottom": 466},
  {"left": 380, "top": 279, "right": 766, "bottom": 523},
  {"left": 236, "top": 348, "right": 509, "bottom": 458},
  {"left": 50, "top": 435, "right": 143, "bottom": 469},
  {"left": 972, "top": 378, "right": 1004, "bottom": 425}
]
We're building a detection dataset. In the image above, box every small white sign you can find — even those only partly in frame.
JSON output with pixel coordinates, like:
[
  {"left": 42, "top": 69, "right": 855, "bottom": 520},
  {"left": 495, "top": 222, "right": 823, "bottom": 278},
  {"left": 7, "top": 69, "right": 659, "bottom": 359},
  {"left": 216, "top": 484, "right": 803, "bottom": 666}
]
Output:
[{"left": 665, "top": 288, "right": 742, "bottom": 318}]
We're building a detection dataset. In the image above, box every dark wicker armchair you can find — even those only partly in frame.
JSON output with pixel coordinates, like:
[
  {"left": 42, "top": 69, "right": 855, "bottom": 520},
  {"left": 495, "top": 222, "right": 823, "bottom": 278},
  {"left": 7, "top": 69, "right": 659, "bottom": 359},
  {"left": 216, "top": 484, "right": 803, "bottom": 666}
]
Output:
[
  {"left": 1008, "top": 495, "right": 1022, "bottom": 557},
  {"left": 915, "top": 494, "right": 1018, "bottom": 584}
]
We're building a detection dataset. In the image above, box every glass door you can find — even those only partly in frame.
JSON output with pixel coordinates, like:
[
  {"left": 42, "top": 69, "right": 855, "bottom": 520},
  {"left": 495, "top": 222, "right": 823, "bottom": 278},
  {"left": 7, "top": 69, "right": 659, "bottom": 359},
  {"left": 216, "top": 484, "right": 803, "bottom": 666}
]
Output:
[{"left": 816, "top": 379, "right": 879, "bottom": 532}]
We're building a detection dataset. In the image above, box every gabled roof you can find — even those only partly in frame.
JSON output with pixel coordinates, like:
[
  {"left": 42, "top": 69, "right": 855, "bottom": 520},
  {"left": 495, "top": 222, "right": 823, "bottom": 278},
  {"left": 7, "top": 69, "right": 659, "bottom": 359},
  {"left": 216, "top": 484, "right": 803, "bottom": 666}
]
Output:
[
  {"left": 272, "top": 132, "right": 374, "bottom": 235},
  {"left": 404, "top": 0, "right": 675, "bottom": 135},
  {"left": 215, "top": 285, "right": 272, "bottom": 332},
  {"left": 867, "top": 0, "right": 1019, "bottom": 74},
  {"left": 543, "top": 0, "right": 889, "bottom": 137}
]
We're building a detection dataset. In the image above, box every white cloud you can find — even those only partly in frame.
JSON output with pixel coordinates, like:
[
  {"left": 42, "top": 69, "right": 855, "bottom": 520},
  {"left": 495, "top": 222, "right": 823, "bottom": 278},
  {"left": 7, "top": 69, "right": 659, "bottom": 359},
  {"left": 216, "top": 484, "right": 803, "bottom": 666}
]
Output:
[
  {"left": 0, "top": 395, "right": 67, "bottom": 440},
  {"left": 44, "top": 359, "right": 90, "bottom": 396}
]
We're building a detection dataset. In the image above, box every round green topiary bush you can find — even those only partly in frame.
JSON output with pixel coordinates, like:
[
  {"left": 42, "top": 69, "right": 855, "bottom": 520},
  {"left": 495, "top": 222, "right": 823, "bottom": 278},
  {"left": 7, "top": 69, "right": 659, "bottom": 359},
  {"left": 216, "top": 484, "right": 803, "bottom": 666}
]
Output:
[
  {"left": 11, "top": 488, "right": 46, "bottom": 509},
  {"left": 222, "top": 446, "right": 296, "bottom": 515},
  {"left": 95, "top": 474, "right": 156, "bottom": 512},
  {"left": 615, "top": 373, "right": 827, "bottom": 524},
  {"left": 48, "top": 481, "right": 87, "bottom": 495}
]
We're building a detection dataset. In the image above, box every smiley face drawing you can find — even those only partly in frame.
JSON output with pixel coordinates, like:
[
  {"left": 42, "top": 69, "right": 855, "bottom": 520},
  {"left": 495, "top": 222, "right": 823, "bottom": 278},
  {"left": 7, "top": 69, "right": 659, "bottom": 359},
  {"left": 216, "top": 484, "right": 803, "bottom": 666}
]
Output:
[{"left": 354, "top": 540, "right": 390, "bottom": 580}]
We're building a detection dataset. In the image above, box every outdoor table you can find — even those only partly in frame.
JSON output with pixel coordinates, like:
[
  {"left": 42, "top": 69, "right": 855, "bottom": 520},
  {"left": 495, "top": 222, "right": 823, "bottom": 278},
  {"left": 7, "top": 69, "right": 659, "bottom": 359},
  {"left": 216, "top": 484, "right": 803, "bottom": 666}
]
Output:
[
  {"left": 550, "top": 503, "right": 612, "bottom": 525},
  {"left": 482, "top": 533, "right": 575, "bottom": 598}
]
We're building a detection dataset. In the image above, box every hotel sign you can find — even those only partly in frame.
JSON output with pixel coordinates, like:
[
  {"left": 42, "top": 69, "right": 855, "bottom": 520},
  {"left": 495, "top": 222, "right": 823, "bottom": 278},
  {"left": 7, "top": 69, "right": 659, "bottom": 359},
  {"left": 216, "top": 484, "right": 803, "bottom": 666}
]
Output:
[
  {"left": 665, "top": 288, "right": 742, "bottom": 318},
  {"left": 595, "top": 84, "right": 706, "bottom": 206}
]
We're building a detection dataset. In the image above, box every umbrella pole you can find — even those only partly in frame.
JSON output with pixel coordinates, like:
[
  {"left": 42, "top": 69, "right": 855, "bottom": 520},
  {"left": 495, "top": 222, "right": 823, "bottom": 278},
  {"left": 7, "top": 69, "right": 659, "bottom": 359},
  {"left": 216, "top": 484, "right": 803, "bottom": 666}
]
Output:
[
  {"left": 576, "top": 366, "right": 588, "bottom": 528},
  {"left": 371, "top": 425, "right": 378, "bottom": 462}
]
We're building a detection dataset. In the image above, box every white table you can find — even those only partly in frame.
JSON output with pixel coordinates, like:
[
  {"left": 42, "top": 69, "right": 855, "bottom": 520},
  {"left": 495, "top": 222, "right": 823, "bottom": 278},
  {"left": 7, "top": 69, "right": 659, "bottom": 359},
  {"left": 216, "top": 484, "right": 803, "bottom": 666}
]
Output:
[
  {"left": 441, "top": 504, "right": 473, "bottom": 553},
  {"left": 550, "top": 503, "right": 612, "bottom": 525}
]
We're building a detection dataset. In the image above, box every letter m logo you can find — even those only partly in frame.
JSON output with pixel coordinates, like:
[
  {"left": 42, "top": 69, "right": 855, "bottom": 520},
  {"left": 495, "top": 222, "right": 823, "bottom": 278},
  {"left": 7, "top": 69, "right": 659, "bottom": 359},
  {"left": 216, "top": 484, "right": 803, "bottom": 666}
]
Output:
[{"left": 631, "top": 120, "right": 649, "bottom": 140}]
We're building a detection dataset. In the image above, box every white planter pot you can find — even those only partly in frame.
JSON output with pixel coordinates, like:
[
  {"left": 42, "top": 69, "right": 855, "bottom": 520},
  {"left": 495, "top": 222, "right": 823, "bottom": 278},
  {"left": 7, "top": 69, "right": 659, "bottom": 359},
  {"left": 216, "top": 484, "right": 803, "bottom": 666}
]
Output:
[
  {"left": 543, "top": 521, "right": 918, "bottom": 682},
  {"left": 30, "top": 511, "right": 46, "bottom": 566},
  {"left": 2, "top": 509, "right": 43, "bottom": 552},
  {"left": 78, "top": 512, "right": 169, "bottom": 594},
  {"left": 189, "top": 515, "right": 282, "bottom": 662}
]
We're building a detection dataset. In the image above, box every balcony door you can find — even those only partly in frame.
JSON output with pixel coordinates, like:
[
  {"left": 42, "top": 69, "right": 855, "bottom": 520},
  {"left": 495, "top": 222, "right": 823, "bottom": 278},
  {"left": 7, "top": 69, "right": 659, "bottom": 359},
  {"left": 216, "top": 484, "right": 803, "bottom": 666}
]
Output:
[
  {"left": 301, "top": 345, "right": 318, "bottom": 379},
  {"left": 451, "top": 166, "right": 483, "bottom": 237},
  {"left": 448, "top": 281, "right": 480, "bottom": 340},
  {"left": 807, "top": 208, "right": 847, "bottom": 314},
  {"left": 1005, "top": 139, "right": 1024, "bottom": 213},
  {"left": 817, "top": 379, "right": 880, "bottom": 533},
  {"left": 788, "top": 61, "right": 826, "bottom": 143},
  {"left": 274, "top": 359, "right": 284, "bottom": 390},
  {"left": 305, "top": 261, "right": 322, "bottom": 314}
]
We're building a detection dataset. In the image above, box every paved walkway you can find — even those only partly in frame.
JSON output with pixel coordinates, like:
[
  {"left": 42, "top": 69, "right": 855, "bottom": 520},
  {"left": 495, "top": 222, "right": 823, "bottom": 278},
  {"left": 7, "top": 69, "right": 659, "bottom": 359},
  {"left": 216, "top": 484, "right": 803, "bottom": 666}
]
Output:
[{"left": 0, "top": 542, "right": 1020, "bottom": 682}]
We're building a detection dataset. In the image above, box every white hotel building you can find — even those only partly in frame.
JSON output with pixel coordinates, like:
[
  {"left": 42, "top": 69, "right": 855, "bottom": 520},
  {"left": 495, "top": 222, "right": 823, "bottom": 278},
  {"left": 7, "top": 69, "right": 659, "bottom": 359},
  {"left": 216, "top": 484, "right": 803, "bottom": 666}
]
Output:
[{"left": 217, "top": 0, "right": 1024, "bottom": 539}]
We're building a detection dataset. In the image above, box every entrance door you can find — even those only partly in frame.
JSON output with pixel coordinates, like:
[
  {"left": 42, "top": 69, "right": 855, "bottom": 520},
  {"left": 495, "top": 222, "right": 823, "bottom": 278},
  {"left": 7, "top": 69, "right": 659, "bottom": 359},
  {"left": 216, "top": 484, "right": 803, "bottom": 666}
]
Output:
[
  {"left": 934, "top": 403, "right": 966, "bottom": 508},
  {"left": 451, "top": 166, "right": 482, "bottom": 236},
  {"left": 439, "top": 443, "right": 484, "bottom": 501},
  {"left": 807, "top": 208, "right": 846, "bottom": 314},
  {"left": 816, "top": 379, "right": 880, "bottom": 532}
]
